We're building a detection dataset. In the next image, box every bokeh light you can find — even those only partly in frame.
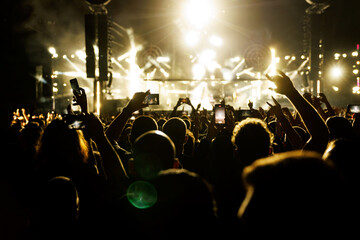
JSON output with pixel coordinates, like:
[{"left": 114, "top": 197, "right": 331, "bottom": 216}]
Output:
[{"left": 127, "top": 181, "right": 158, "bottom": 209}]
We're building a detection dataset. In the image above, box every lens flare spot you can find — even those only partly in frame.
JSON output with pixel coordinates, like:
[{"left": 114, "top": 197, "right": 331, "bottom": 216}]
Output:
[{"left": 127, "top": 181, "right": 157, "bottom": 209}]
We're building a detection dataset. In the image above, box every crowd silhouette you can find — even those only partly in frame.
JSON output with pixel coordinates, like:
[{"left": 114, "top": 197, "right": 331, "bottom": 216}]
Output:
[{"left": 1, "top": 71, "right": 360, "bottom": 239}]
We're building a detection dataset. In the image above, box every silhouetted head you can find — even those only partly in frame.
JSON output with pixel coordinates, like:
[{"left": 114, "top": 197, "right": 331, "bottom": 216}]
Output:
[
  {"left": 157, "top": 118, "right": 166, "bottom": 130},
  {"left": 129, "top": 116, "right": 158, "bottom": 147},
  {"left": 323, "top": 138, "right": 360, "bottom": 184},
  {"left": 162, "top": 117, "right": 187, "bottom": 157},
  {"left": 150, "top": 169, "right": 217, "bottom": 239},
  {"left": 43, "top": 176, "right": 79, "bottom": 223},
  {"left": 36, "top": 119, "right": 89, "bottom": 169},
  {"left": 132, "top": 130, "right": 176, "bottom": 179},
  {"left": 326, "top": 116, "right": 353, "bottom": 140},
  {"left": 232, "top": 118, "right": 273, "bottom": 166},
  {"left": 239, "top": 150, "right": 346, "bottom": 237}
]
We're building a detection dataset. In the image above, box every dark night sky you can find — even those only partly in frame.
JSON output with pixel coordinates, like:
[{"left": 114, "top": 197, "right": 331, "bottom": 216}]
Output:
[{"left": 2, "top": 0, "right": 360, "bottom": 108}]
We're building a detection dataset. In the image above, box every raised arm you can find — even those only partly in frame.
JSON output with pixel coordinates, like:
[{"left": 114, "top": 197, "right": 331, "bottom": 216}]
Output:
[
  {"left": 170, "top": 98, "right": 183, "bottom": 117},
  {"left": 266, "top": 70, "right": 329, "bottom": 153},
  {"left": 267, "top": 96, "right": 304, "bottom": 150},
  {"left": 187, "top": 98, "right": 201, "bottom": 142},
  {"left": 84, "top": 113, "right": 128, "bottom": 192},
  {"left": 106, "top": 91, "right": 148, "bottom": 144},
  {"left": 318, "top": 92, "right": 336, "bottom": 117},
  {"left": 311, "top": 94, "right": 329, "bottom": 122}
]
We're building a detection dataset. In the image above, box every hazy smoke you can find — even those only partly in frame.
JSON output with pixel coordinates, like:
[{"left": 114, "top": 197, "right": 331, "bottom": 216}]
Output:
[{"left": 25, "top": 0, "right": 89, "bottom": 53}]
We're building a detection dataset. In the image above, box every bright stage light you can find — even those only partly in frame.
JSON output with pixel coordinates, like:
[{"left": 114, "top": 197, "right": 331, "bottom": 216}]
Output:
[
  {"left": 76, "top": 50, "right": 86, "bottom": 60},
  {"left": 48, "top": 47, "right": 56, "bottom": 55},
  {"left": 185, "top": 30, "right": 200, "bottom": 46},
  {"left": 222, "top": 69, "right": 233, "bottom": 81},
  {"left": 183, "top": 0, "right": 215, "bottom": 29},
  {"left": 157, "top": 56, "right": 170, "bottom": 63},
  {"left": 209, "top": 35, "right": 223, "bottom": 47},
  {"left": 353, "top": 86, "right": 360, "bottom": 94},
  {"left": 330, "top": 66, "right": 343, "bottom": 79},
  {"left": 192, "top": 64, "right": 206, "bottom": 79},
  {"left": 199, "top": 49, "right": 216, "bottom": 64},
  {"left": 266, "top": 48, "right": 277, "bottom": 77}
]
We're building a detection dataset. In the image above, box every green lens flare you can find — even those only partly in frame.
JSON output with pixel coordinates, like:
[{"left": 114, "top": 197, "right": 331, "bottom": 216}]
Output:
[{"left": 127, "top": 181, "right": 157, "bottom": 209}]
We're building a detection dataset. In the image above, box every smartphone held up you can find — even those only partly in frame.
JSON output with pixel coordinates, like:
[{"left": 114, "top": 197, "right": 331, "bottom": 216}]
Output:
[
  {"left": 70, "top": 78, "right": 81, "bottom": 95},
  {"left": 214, "top": 104, "right": 226, "bottom": 124},
  {"left": 143, "top": 93, "right": 160, "bottom": 105}
]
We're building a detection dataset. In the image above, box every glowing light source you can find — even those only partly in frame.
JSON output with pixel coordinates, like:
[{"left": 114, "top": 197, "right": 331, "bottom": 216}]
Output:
[
  {"left": 209, "top": 35, "right": 223, "bottom": 47},
  {"left": 156, "top": 56, "right": 170, "bottom": 63},
  {"left": 330, "top": 66, "right": 343, "bottom": 79},
  {"left": 96, "top": 81, "right": 101, "bottom": 115},
  {"left": 192, "top": 64, "right": 206, "bottom": 79},
  {"left": 48, "top": 47, "right": 56, "bottom": 55},
  {"left": 353, "top": 86, "right": 360, "bottom": 94},
  {"left": 183, "top": 0, "right": 215, "bottom": 29},
  {"left": 199, "top": 49, "right": 216, "bottom": 64},
  {"left": 76, "top": 50, "right": 86, "bottom": 61},
  {"left": 267, "top": 48, "right": 277, "bottom": 77},
  {"left": 185, "top": 30, "right": 201, "bottom": 47}
]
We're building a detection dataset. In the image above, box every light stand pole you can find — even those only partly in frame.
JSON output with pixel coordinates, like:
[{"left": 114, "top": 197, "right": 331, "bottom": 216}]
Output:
[
  {"left": 85, "top": 0, "right": 111, "bottom": 115},
  {"left": 305, "top": 0, "right": 331, "bottom": 96}
]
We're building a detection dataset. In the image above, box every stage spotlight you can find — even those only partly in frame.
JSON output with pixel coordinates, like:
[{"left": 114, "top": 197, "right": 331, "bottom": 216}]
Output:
[
  {"left": 222, "top": 69, "right": 233, "bottom": 81},
  {"left": 209, "top": 35, "right": 223, "bottom": 47},
  {"left": 48, "top": 47, "right": 56, "bottom": 55},
  {"left": 185, "top": 30, "right": 200, "bottom": 47},
  {"left": 76, "top": 50, "right": 86, "bottom": 60},
  {"left": 192, "top": 64, "right": 206, "bottom": 79},
  {"left": 199, "top": 49, "right": 216, "bottom": 64},
  {"left": 157, "top": 56, "right": 170, "bottom": 63},
  {"left": 183, "top": 0, "right": 215, "bottom": 29},
  {"left": 330, "top": 66, "right": 343, "bottom": 79}
]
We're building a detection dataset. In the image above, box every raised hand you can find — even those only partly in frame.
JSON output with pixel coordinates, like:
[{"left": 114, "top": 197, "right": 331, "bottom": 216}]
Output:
[
  {"left": 265, "top": 70, "right": 296, "bottom": 96},
  {"left": 124, "top": 90, "right": 150, "bottom": 113},
  {"left": 318, "top": 93, "right": 328, "bottom": 103},
  {"left": 267, "top": 96, "right": 283, "bottom": 118},
  {"left": 248, "top": 100, "right": 253, "bottom": 110},
  {"left": 73, "top": 88, "right": 88, "bottom": 113}
]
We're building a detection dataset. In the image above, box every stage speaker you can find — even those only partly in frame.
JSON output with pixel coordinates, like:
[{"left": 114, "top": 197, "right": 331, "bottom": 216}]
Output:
[
  {"left": 98, "top": 14, "right": 108, "bottom": 81},
  {"left": 85, "top": 14, "right": 96, "bottom": 78}
]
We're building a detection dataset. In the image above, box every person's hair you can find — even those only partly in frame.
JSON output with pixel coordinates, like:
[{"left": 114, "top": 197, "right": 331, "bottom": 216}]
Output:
[
  {"left": 323, "top": 138, "right": 359, "bottom": 183},
  {"left": 240, "top": 150, "right": 347, "bottom": 236},
  {"left": 232, "top": 118, "right": 273, "bottom": 165},
  {"left": 132, "top": 130, "right": 175, "bottom": 179},
  {"left": 130, "top": 115, "right": 158, "bottom": 146},
  {"left": 162, "top": 117, "right": 187, "bottom": 155},
  {"left": 149, "top": 168, "right": 218, "bottom": 239},
  {"left": 325, "top": 116, "right": 353, "bottom": 140},
  {"left": 156, "top": 118, "right": 167, "bottom": 130},
  {"left": 43, "top": 176, "right": 79, "bottom": 222},
  {"left": 36, "top": 119, "right": 89, "bottom": 167}
]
